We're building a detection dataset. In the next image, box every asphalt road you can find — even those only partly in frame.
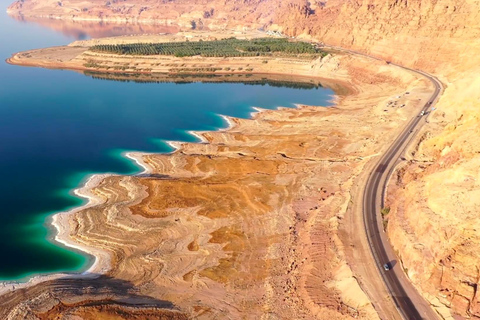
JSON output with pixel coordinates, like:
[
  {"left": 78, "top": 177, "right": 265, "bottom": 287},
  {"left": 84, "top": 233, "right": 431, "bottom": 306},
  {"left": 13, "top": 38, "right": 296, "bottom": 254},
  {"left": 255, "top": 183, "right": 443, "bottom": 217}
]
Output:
[
  {"left": 319, "top": 44, "right": 443, "bottom": 319},
  {"left": 346, "top": 61, "right": 442, "bottom": 319},
  {"left": 362, "top": 65, "right": 442, "bottom": 320}
]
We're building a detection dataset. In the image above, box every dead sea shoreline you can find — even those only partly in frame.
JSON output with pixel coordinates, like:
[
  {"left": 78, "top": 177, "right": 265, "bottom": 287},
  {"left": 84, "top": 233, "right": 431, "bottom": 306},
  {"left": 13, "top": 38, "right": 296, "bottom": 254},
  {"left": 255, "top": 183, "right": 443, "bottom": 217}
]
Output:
[
  {"left": 0, "top": 31, "right": 435, "bottom": 318},
  {"left": 2, "top": 33, "right": 343, "bottom": 291},
  {"left": 8, "top": 1, "right": 480, "bottom": 317},
  {"left": 0, "top": 99, "right": 335, "bottom": 292}
]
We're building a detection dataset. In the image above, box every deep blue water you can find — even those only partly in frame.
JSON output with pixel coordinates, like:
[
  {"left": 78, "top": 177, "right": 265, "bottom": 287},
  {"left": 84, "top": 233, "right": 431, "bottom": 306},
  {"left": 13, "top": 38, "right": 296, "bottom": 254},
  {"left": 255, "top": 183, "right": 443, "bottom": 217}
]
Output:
[{"left": 0, "top": 3, "right": 334, "bottom": 280}]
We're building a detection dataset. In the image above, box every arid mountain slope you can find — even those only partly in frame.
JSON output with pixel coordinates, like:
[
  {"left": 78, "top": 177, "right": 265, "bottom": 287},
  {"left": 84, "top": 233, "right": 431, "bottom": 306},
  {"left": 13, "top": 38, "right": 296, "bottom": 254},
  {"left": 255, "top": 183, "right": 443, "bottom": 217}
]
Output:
[{"left": 7, "top": 0, "right": 480, "bottom": 318}]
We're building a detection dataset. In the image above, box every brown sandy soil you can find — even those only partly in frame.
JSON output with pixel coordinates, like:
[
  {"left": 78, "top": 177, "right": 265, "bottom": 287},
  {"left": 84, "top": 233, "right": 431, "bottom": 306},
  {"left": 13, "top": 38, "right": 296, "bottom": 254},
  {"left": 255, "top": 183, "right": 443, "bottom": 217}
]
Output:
[{"left": 1, "top": 33, "right": 434, "bottom": 319}]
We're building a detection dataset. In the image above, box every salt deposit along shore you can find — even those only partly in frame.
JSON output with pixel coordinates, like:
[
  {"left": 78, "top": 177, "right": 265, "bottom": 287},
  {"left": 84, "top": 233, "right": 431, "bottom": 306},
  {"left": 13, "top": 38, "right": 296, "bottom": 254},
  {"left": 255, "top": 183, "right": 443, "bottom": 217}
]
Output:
[{"left": 1, "top": 32, "right": 439, "bottom": 319}]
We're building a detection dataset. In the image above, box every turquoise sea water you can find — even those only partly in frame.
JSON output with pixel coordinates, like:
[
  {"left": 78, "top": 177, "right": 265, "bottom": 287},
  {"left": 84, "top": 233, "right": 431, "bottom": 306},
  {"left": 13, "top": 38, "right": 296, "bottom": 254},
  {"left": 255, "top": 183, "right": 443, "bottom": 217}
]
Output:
[{"left": 0, "top": 4, "right": 334, "bottom": 280}]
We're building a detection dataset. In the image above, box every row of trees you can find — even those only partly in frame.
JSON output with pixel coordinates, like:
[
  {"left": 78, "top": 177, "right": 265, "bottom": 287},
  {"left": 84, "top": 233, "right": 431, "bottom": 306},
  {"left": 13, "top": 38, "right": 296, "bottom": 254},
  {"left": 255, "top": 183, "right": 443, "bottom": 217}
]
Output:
[{"left": 90, "top": 38, "right": 322, "bottom": 57}]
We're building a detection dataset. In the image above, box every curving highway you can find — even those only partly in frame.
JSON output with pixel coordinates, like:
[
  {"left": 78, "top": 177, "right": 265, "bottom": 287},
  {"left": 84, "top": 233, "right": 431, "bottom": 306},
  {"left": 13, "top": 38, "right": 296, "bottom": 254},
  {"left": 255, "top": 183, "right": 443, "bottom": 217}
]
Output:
[
  {"left": 362, "top": 64, "right": 442, "bottom": 320},
  {"left": 333, "top": 46, "right": 443, "bottom": 319},
  {"left": 296, "top": 36, "right": 445, "bottom": 318},
  {"left": 318, "top": 43, "right": 443, "bottom": 319}
]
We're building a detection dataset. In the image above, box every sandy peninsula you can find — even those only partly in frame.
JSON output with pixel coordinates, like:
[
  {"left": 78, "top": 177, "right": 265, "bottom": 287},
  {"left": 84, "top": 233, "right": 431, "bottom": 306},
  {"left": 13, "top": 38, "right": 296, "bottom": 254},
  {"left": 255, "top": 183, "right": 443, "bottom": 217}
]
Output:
[
  {"left": 2, "top": 32, "right": 437, "bottom": 319},
  {"left": 7, "top": 30, "right": 340, "bottom": 81}
]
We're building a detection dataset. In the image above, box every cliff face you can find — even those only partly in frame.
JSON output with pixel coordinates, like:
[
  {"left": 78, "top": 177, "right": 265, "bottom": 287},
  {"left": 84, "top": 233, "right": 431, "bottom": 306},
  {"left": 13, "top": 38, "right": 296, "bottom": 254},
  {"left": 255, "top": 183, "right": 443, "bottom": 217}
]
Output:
[
  {"left": 274, "top": 0, "right": 480, "bottom": 72},
  {"left": 7, "top": 0, "right": 480, "bottom": 318}
]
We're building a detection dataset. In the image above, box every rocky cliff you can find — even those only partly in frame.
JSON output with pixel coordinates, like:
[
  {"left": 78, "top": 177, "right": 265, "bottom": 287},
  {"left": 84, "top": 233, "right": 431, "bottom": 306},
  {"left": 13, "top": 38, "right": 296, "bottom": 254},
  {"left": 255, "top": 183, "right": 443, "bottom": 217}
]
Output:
[{"left": 7, "top": 0, "right": 480, "bottom": 318}]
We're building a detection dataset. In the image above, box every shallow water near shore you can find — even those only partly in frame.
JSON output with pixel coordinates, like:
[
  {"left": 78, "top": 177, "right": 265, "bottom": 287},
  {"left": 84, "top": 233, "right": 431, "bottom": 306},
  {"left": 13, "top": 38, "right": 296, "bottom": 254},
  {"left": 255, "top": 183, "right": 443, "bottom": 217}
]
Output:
[{"left": 0, "top": 5, "right": 334, "bottom": 280}]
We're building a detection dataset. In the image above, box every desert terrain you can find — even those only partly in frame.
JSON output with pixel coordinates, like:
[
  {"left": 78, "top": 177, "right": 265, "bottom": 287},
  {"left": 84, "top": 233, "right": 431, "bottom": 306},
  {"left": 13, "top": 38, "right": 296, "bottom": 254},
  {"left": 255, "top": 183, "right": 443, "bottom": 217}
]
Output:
[
  {"left": 5, "top": 0, "right": 480, "bottom": 318},
  {"left": 3, "top": 30, "right": 436, "bottom": 319}
]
